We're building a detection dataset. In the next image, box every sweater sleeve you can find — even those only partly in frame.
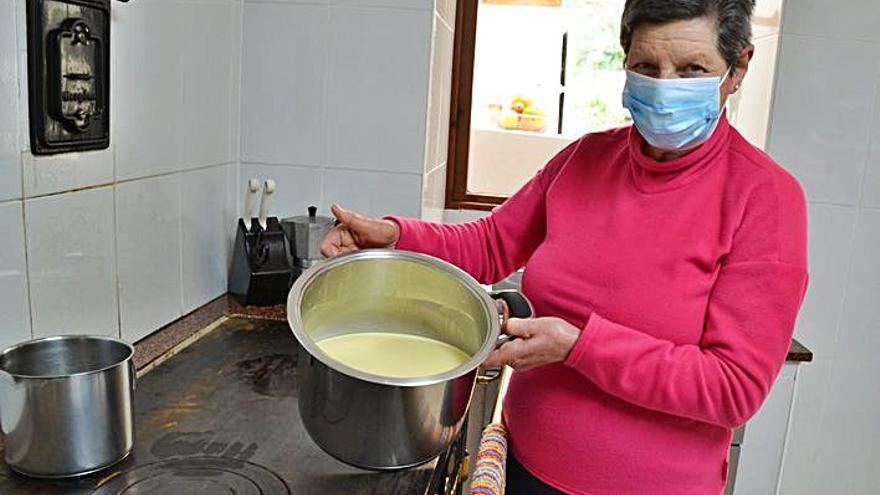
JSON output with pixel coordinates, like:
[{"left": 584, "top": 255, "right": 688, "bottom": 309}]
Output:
[
  {"left": 565, "top": 175, "right": 809, "bottom": 428},
  {"left": 387, "top": 139, "right": 580, "bottom": 285}
]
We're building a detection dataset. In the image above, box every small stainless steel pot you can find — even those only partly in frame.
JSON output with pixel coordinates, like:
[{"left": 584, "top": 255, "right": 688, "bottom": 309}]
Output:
[
  {"left": 287, "top": 249, "right": 531, "bottom": 470},
  {"left": 0, "top": 335, "right": 136, "bottom": 478}
]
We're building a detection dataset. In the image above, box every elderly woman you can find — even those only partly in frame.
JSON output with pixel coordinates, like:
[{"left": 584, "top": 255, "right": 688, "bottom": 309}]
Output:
[{"left": 321, "top": 0, "right": 808, "bottom": 493}]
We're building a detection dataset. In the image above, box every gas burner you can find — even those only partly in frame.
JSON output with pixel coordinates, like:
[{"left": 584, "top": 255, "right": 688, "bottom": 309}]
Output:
[{"left": 91, "top": 457, "right": 291, "bottom": 495}]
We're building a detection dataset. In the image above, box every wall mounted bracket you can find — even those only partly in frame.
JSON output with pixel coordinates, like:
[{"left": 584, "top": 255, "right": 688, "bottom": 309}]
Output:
[{"left": 27, "top": 0, "right": 113, "bottom": 155}]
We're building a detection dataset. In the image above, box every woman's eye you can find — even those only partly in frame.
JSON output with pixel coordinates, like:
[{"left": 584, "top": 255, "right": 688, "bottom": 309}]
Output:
[
  {"left": 686, "top": 64, "right": 708, "bottom": 73},
  {"left": 630, "top": 62, "right": 658, "bottom": 74}
]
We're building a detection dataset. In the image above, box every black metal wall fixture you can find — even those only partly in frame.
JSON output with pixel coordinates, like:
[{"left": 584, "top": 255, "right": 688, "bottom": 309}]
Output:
[{"left": 27, "top": 0, "right": 130, "bottom": 155}]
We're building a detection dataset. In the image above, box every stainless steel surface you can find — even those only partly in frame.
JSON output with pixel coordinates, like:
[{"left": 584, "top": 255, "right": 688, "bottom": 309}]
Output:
[
  {"left": 287, "top": 249, "right": 504, "bottom": 470},
  {"left": 0, "top": 335, "right": 136, "bottom": 478},
  {"left": 732, "top": 425, "right": 745, "bottom": 445},
  {"left": 724, "top": 445, "right": 741, "bottom": 495},
  {"left": 282, "top": 207, "right": 334, "bottom": 263},
  {"left": 294, "top": 257, "right": 321, "bottom": 269}
]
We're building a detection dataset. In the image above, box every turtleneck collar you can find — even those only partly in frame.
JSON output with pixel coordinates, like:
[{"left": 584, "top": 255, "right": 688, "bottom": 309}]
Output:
[{"left": 628, "top": 112, "right": 731, "bottom": 193}]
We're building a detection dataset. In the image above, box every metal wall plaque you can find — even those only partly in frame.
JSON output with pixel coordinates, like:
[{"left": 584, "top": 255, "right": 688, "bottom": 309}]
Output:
[{"left": 27, "top": 0, "right": 111, "bottom": 155}]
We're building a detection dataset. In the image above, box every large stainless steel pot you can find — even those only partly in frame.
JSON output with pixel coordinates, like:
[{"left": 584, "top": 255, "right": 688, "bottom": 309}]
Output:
[
  {"left": 0, "top": 335, "right": 136, "bottom": 478},
  {"left": 287, "top": 249, "right": 531, "bottom": 470}
]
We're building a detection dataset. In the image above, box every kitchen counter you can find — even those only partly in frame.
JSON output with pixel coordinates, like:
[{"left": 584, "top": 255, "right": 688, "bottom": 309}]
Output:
[
  {"left": 0, "top": 294, "right": 813, "bottom": 494},
  {"left": 0, "top": 318, "right": 457, "bottom": 495}
]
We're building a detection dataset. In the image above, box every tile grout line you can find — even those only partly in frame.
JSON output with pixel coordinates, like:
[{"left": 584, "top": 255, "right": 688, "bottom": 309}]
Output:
[
  {"left": 318, "top": 5, "right": 328, "bottom": 210},
  {"left": 112, "top": 182, "right": 122, "bottom": 338},
  {"left": 855, "top": 79, "right": 880, "bottom": 209},
  {"left": 177, "top": 172, "right": 185, "bottom": 319},
  {"left": 242, "top": 161, "right": 324, "bottom": 170},
  {"left": 320, "top": 4, "right": 332, "bottom": 209},
  {"left": 18, "top": 161, "right": 236, "bottom": 202},
  {"left": 241, "top": 161, "right": 425, "bottom": 178},
  {"left": 235, "top": 0, "right": 246, "bottom": 193},
  {"left": 241, "top": 0, "right": 431, "bottom": 14},
  {"left": 19, "top": 199, "right": 34, "bottom": 340},
  {"left": 805, "top": 199, "right": 869, "bottom": 209},
  {"left": 781, "top": 31, "right": 880, "bottom": 46}
]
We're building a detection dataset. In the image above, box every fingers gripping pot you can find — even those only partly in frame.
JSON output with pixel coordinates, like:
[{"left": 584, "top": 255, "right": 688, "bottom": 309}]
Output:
[{"left": 287, "top": 250, "right": 532, "bottom": 470}]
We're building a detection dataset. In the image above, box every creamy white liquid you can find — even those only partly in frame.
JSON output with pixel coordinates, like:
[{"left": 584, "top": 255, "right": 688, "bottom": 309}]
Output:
[{"left": 316, "top": 332, "right": 470, "bottom": 378}]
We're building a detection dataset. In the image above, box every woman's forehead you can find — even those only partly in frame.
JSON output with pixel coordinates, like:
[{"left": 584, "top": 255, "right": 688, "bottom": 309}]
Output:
[{"left": 628, "top": 17, "right": 725, "bottom": 64}]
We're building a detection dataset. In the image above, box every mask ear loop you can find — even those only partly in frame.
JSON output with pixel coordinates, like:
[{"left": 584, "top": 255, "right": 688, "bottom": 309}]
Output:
[
  {"left": 719, "top": 66, "right": 733, "bottom": 87},
  {"left": 721, "top": 66, "right": 741, "bottom": 91}
]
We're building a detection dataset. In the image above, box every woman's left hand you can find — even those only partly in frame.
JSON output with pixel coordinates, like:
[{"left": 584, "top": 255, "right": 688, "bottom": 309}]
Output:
[{"left": 484, "top": 317, "right": 582, "bottom": 372}]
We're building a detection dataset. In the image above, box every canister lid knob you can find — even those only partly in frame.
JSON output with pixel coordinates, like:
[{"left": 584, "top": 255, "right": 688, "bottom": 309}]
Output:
[{"left": 308, "top": 206, "right": 317, "bottom": 221}]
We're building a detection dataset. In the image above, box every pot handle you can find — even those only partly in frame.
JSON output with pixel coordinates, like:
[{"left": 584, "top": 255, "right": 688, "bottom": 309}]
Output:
[
  {"left": 478, "top": 290, "right": 534, "bottom": 383},
  {"left": 128, "top": 360, "right": 137, "bottom": 391},
  {"left": 490, "top": 290, "right": 534, "bottom": 349}
]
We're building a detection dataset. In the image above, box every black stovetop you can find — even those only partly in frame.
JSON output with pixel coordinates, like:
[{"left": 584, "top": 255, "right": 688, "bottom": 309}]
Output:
[{"left": 0, "top": 318, "right": 466, "bottom": 495}]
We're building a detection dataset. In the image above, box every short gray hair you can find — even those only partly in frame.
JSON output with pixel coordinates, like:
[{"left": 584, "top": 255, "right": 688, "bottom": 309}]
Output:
[{"left": 620, "top": 0, "right": 756, "bottom": 70}]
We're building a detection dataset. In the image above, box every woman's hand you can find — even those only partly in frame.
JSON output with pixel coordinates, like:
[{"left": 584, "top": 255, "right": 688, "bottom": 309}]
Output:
[
  {"left": 320, "top": 204, "right": 401, "bottom": 258},
  {"left": 484, "top": 317, "right": 582, "bottom": 372}
]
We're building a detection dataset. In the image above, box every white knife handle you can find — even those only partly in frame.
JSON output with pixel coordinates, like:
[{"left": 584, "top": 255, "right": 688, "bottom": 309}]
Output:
[
  {"left": 243, "top": 178, "right": 261, "bottom": 222},
  {"left": 258, "top": 179, "right": 276, "bottom": 230}
]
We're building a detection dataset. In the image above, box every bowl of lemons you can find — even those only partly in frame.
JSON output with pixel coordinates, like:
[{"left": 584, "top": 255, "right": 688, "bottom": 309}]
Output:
[{"left": 495, "top": 95, "right": 547, "bottom": 133}]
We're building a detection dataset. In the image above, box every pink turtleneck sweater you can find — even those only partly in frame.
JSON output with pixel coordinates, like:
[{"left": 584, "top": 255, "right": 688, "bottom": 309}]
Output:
[{"left": 390, "top": 117, "right": 808, "bottom": 495}]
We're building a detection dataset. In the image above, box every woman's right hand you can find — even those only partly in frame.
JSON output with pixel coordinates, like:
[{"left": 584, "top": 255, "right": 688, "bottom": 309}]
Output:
[{"left": 320, "top": 204, "right": 401, "bottom": 258}]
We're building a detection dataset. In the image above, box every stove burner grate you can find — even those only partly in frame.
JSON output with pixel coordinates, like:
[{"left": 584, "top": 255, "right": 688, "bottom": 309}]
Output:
[{"left": 90, "top": 457, "right": 291, "bottom": 495}]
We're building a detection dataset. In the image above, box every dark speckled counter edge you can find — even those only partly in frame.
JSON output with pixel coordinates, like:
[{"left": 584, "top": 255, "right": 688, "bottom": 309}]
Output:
[{"left": 132, "top": 294, "right": 813, "bottom": 371}]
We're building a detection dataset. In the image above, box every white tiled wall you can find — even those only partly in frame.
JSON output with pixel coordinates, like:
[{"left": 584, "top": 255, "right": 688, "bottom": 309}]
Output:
[
  {"left": 181, "top": 165, "right": 234, "bottom": 314},
  {"left": 0, "top": 0, "right": 21, "bottom": 203},
  {"left": 240, "top": 3, "right": 328, "bottom": 168},
  {"left": 323, "top": 167, "right": 422, "bottom": 218},
  {"left": 116, "top": 175, "right": 182, "bottom": 343},
  {"left": 239, "top": 163, "right": 323, "bottom": 217},
  {"left": 0, "top": 0, "right": 242, "bottom": 348},
  {"left": 325, "top": 8, "right": 431, "bottom": 174},
  {"left": 25, "top": 187, "right": 119, "bottom": 338},
  {"left": 768, "top": 1, "right": 880, "bottom": 493},
  {"left": 769, "top": 35, "right": 877, "bottom": 206},
  {"left": 239, "top": 0, "right": 434, "bottom": 221},
  {"left": 0, "top": 201, "right": 30, "bottom": 351}
]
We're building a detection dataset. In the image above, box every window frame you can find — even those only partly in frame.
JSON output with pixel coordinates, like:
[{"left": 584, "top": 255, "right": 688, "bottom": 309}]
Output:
[
  {"left": 446, "top": 1, "right": 572, "bottom": 210},
  {"left": 445, "top": 0, "right": 506, "bottom": 211}
]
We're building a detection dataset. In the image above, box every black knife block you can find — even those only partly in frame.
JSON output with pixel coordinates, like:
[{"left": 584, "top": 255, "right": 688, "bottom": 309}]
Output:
[{"left": 228, "top": 217, "right": 291, "bottom": 306}]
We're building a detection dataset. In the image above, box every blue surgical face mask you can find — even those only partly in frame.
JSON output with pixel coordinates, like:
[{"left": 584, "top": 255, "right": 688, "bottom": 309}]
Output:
[{"left": 622, "top": 70, "right": 730, "bottom": 152}]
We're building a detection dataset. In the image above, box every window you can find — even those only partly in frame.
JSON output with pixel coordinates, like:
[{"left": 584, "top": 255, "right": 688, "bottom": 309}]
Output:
[{"left": 447, "top": 0, "right": 629, "bottom": 209}]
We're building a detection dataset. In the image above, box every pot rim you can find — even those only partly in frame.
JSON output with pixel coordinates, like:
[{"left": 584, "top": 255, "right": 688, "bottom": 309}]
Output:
[
  {"left": 0, "top": 334, "right": 135, "bottom": 380},
  {"left": 287, "top": 249, "right": 500, "bottom": 387}
]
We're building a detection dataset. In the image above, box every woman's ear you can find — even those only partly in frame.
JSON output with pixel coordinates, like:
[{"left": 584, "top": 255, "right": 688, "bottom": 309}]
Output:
[{"left": 731, "top": 44, "right": 755, "bottom": 93}]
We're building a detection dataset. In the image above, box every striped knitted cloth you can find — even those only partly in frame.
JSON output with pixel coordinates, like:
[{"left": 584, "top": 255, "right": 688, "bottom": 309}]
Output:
[{"left": 469, "top": 422, "right": 509, "bottom": 495}]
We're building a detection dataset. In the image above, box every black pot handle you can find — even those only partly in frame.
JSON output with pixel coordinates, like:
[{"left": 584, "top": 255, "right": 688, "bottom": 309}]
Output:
[
  {"left": 490, "top": 290, "right": 534, "bottom": 320},
  {"left": 478, "top": 290, "right": 534, "bottom": 383},
  {"left": 490, "top": 290, "right": 534, "bottom": 349}
]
